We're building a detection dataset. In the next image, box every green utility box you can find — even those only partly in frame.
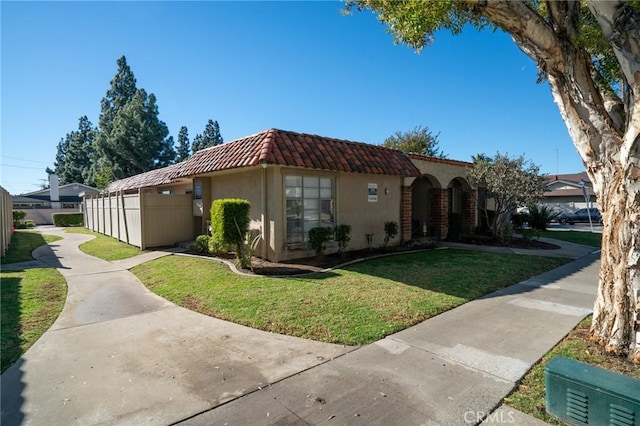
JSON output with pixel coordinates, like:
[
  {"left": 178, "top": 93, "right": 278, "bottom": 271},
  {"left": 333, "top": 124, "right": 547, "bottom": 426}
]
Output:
[{"left": 545, "top": 356, "right": 640, "bottom": 425}]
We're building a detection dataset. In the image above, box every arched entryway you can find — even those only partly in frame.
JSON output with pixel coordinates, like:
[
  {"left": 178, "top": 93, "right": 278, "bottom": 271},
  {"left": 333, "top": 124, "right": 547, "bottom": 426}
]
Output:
[
  {"left": 410, "top": 174, "right": 442, "bottom": 238},
  {"left": 446, "top": 177, "right": 476, "bottom": 238}
]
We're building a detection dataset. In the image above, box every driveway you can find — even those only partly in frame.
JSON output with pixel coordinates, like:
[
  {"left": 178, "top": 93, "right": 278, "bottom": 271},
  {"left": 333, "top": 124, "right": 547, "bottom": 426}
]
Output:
[{"left": 0, "top": 229, "right": 352, "bottom": 425}]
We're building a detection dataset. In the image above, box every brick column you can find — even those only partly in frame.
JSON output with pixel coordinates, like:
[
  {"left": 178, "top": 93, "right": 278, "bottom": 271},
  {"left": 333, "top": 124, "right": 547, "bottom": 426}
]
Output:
[
  {"left": 401, "top": 186, "right": 412, "bottom": 242},
  {"left": 464, "top": 190, "right": 477, "bottom": 234},
  {"left": 431, "top": 189, "right": 448, "bottom": 239}
]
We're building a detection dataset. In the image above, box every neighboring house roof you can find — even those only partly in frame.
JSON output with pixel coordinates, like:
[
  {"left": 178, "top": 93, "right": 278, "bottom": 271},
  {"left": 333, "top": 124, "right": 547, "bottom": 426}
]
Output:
[
  {"left": 107, "top": 163, "right": 184, "bottom": 193},
  {"left": 544, "top": 171, "right": 595, "bottom": 199},
  {"left": 177, "top": 128, "right": 422, "bottom": 177},
  {"left": 546, "top": 172, "right": 591, "bottom": 186},
  {"left": 107, "top": 129, "right": 422, "bottom": 192},
  {"left": 19, "top": 182, "right": 99, "bottom": 197},
  {"left": 14, "top": 195, "right": 84, "bottom": 203}
]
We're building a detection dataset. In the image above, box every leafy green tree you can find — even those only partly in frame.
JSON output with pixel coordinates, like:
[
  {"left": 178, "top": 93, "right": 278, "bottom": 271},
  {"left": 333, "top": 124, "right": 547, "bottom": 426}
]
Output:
[
  {"left": 346, "top": 0, "right": 640, "bottom": 361},
  {"left": 383, "top": 125, "right": 446, "bottom": 157},
  {"left": 468, "top": 153, "right": 546, "bottom": 238},
  {"left": 191, "top": 119, "right": 223, "bottom": 153},
  {"left": 176, "top": 126, "right": 191, "bottom": 162}
]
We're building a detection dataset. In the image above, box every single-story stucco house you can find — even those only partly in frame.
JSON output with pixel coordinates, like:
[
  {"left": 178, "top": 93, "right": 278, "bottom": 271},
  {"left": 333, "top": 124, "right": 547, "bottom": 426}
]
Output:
[
  {"left": 84, "top": 129, "right": 480, "bottom": 261},
  {"left": 13, "top": 175, "right": 99, "bottom": 225},
  {"left": 542, "top": 172, "right": 598, "bottom": 214}
]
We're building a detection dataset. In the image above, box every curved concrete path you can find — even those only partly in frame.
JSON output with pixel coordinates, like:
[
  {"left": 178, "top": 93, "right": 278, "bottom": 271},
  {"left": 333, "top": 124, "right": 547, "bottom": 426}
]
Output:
[{"left": 0, "top": 228, "right": 352, "bottom": 425}]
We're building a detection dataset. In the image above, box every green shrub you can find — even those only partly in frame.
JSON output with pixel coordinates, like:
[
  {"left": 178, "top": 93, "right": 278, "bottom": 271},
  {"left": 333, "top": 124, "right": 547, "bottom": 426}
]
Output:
[
  {"left": 194, "top": 235, "right": 210, "bottom": 253},
  {"left": 308, "top": 227, "right": 333, "bottom": 260},
  {"left": 25, "top": 220, "right": 36, "bottom": 228},
  {"left": 208, "top": 238, "right": 228, "bottom": 255},
  {"left": 527, "top": 204, "right": 560, "bottom": 231},
  {"left": 210, "top": 199, "right": 251, "bottom": 268},
  {"left": 334, "top": 224, "right": 352, "bottom": 257},
  {"left": 12, "top": 210, "right": 27, "bottom": 221},
  {"left": 52, "top": 212, "right": 84, "bottom": 227},
  {"left": 383, "top": 221, "right": 398, "bottom": 248},
  {"left": 13, "top": 210, "right": 27, "bottom": 227},
  {"left": 447, "top": 212, "right": 464, "bottom": 241}
]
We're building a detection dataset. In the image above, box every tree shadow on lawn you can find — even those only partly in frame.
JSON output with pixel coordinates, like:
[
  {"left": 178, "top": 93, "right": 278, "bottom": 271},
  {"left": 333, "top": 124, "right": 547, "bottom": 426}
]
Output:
[{"left": 336, "top": 249, "right": 599, "bottom": 301}]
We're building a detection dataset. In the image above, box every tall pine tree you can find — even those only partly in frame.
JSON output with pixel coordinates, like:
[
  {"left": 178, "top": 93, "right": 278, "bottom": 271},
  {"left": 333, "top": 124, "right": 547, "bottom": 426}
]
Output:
[
  {"left": 93, "top": 56, "right": 175, "bottom": 181},
  {"left": 176, "top": 126, "right": 190, "bottom": 162},
  {"left": 49, "top": 116, "right": 95, "bottom": 185},
  {"left": 106, "top": 89, "right": 174, "bottom": 178},
  {"left": 191, "top": 119, "right": 223, "bottom": 153}
]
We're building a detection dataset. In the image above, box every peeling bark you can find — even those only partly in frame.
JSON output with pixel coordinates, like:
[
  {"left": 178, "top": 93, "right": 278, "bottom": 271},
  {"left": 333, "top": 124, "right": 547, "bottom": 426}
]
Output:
[{"left": 476, "top": 0, "right": 640, "bottom": 361}]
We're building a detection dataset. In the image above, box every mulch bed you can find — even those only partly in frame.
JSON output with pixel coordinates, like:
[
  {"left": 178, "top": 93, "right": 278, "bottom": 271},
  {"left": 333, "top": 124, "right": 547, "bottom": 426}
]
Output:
[{"left": 186, "top": 235, "right": 559, "bottom": 276}]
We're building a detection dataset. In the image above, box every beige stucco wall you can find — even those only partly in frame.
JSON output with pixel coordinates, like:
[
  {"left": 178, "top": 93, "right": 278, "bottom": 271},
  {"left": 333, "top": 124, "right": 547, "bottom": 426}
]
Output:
[
  {"left": 210, "top": 169, "right": 263, "bottom": 226},
  {"left": 410, "top": 158, "right": 471, "bottom": 188},
  {"left": 270, "top": 167, "right": 403, "bottom": 262},
  {"left": 337, "top": 172, "right": 402, "bottom": 250},
  {"left": 141, "top": 181, "right": 193, "bottom": 195}
]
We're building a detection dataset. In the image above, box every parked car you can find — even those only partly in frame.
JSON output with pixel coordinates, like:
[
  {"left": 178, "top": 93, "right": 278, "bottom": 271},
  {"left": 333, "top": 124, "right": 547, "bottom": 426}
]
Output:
[{"left": 557, "top": 208, "right": 602, "bottom": 224}]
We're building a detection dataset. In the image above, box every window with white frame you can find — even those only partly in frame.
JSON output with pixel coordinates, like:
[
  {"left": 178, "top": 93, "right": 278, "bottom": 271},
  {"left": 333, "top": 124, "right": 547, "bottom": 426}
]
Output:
[{"left": 285, "top": 175, "right": 335, "bottom": 244}]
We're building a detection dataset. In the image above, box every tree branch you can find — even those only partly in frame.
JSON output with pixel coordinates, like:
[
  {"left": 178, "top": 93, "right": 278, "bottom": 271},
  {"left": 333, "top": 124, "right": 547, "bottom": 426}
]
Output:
[{"left": 586, "top": 0, "right": 640, "bottom": 168}]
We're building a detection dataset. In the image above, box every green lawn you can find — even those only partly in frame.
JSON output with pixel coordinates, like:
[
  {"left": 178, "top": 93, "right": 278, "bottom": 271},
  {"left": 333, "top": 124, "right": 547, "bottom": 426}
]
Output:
[
  {"left": 1, "top": 231, "right": 62, "bottom": 264},
  {"left": 133, "top": 250, "right": 569, "bottom": 345},
  {"left": 65, "top": 227, "right": 143, "bottom": 261},
  {"left": 1, "top": 268, "right": 67, "bottom": 372},
  {"left": 506, "top": 316, "right": 639, "bottom": 424},
  {"left": 538, "top": 230, "right": 601, "bottom": 247}
]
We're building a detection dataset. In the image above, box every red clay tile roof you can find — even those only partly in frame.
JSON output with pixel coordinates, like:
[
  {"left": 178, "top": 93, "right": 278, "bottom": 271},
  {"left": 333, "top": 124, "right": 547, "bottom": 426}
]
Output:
[
  {"left": 175, "top": 128, "right": 421, "bottom": 178},
  {"left": 107, "top": 163, "right": 183, "bottom": 192},
  {"left": 107, "top": 129, "right": 422, "bottom": 192}
]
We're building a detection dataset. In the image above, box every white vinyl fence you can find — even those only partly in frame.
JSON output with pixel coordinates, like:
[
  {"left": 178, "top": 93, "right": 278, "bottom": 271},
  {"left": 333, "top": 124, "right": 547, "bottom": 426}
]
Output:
[{"left": 84, "top": 192, "right": 193, "bottom": 250}]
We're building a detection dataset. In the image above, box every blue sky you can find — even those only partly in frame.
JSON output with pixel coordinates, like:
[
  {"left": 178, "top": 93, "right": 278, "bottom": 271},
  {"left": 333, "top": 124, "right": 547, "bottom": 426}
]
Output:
[{"left": 1, "top": 1, "right": 583, "bottom": 195}]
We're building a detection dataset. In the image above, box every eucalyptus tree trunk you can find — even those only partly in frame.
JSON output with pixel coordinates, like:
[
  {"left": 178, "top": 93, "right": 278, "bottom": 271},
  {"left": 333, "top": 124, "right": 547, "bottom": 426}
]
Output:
[{"left": 476, "top": 0, "right": 640, "bottom": 361}]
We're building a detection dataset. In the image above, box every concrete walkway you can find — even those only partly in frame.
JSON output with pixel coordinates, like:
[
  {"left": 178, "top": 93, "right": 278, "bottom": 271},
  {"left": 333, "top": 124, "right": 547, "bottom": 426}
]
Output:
[
  {"left": 0, "top": 228, "right": 352, "bottom": 425},
  {"left": 1, "top": 229, "right": 600, "bottom": 425}
]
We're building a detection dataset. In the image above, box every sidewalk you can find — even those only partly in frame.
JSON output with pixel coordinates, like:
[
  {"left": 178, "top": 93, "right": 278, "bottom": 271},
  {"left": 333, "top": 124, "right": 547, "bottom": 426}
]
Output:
[{"left": 1, "top": 229, "right": 600, "bottom": 425}]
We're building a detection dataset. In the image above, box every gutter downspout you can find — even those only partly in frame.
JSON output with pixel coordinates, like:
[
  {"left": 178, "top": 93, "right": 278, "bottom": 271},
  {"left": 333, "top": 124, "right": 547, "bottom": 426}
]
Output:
[{"left": 261, "top": 162, "right": 268, "bottom": 260}]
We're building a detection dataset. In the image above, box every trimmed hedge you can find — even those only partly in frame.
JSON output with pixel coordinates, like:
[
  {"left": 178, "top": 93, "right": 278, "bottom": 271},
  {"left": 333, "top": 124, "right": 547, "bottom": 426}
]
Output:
[
  {"left": 210, "top": 199, "right": 251, "bottom": 267},
  {"left": 52, "top": 212, "right": 84, "bottom": 227}
]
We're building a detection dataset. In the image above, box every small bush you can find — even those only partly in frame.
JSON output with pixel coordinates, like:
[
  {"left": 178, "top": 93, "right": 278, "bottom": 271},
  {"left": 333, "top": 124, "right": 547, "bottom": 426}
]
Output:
[
  {"left": 511, "top": 212, "right": 529, "bottom": 231},
  {"left": 308, "top": 227, "right": 333, "bottom": 260},
  {"left": 383, "top": 221, "right": 398, "bottom": 248},
  {"left": 211, "top": 199, "right": 251, "bottom": 268},
  {"left": 208, "top": 238, "right": 228, "bottom": 255},
  {"left": 528, "top": 204, "right": 560, "bottom": 231},
  {"left": 52, "top": 212, "right": 84, "bottom": 227},
  {"left": 194, "top": 235, "right": 210, "bottom": 253},
  {"left": 334, "top": 224, "right": 352, "bottom": 257},
  {"left": 13, "top": 210, "right": 27, "bottom": 221}
]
